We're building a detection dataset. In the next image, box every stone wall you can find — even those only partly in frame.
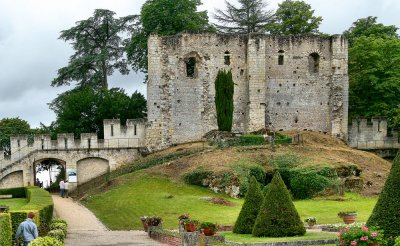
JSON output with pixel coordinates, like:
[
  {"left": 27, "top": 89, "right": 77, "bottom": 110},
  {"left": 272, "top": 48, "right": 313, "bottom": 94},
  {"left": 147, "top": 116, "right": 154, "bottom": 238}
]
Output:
[
  {"left": 146, "top": 33, "right": 348, "bottom": 150},
  {"left": 0, "top": 171, "right": 23, "bottom": 188},
  {"left": 349, "top": 117, "right": 400, "bottom": 149}
]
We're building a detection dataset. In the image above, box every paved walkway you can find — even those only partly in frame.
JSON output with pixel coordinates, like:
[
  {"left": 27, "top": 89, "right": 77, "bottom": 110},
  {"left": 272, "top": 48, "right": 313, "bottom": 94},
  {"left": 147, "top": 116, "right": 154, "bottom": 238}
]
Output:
[{"left": 52, "top": 195, "right": 166, "bottom": 246}]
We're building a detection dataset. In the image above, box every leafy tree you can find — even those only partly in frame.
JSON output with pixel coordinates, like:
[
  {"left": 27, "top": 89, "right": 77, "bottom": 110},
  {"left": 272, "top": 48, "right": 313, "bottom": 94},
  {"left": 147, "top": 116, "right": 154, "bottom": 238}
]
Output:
[
  {"left": 127, "top": 0, "right": 213, "bottom": 73},
  {"left": 233, "top": 176, "right": 264, "bottom": 234},
  {"left": 367, "top": 154, "right": 400, "bottom": 244},
  {"left": 0, "top": 118, "right": 31, "bottom": 155},
  {"left": 348, "top": 36, "right": 400, "bottom": 129},
  {"left": 36, "top": 160, "right": 64, "bottom": 187},
  {"left": 52, "top": 9, "right": 137, "bottom": 89},
  {"left": 344, "top": 16, "right": 398, "bottom": 47},
  {"left": 49, "top": 87, "right": 146, "bottom": 138},
  {"left": 215, "top": 70, "right": 234, "bottom": 131},
  {"left": 214, "top": 0, "right": 273, "bottom": 34},
  {"left": 252, "top": 172, "right": 305, "bottom": 237},
  {"left": 269, "top": 0, "right": 322, "bottom": 35}
]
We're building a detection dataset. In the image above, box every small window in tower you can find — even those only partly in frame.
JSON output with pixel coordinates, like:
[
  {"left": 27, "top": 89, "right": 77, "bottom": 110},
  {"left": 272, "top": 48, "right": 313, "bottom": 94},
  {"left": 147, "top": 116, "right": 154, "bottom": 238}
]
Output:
[
  {"left": 111, "top": 124, "right": 114, "bottom": 137},
  {"left": 309, "top": 53, "right": 320, "bottom": 74},
  {"left": 186, "top": 57, "right": 196, "bottom": 78},
  {"left": 224, "top": 51, "right": 231, "bottom": 65},
  {"left": 134, "top": 124, "right": 137, "bottom": 136},
  {"left": 278, "top": 50, "right": 284, "bottom": 65}
]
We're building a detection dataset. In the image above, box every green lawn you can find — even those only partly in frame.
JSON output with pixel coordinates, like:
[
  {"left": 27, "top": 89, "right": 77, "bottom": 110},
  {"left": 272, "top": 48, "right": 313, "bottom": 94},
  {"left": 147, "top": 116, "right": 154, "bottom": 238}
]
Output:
[
  {"left": 0, "top": 198, "right": 27, "bottom": 210},
  {"left": 223, "top": 231, "right": 337, "bottom": 243},
  {"left": 83, "top": 171, "right": 378, "bottom": 230}
]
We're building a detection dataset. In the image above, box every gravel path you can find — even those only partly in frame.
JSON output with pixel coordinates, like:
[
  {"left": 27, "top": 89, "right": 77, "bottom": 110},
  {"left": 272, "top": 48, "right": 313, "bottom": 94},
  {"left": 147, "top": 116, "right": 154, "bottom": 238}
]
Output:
[{"left": 52, "top": 195, "right": 166, "bottom": 246}]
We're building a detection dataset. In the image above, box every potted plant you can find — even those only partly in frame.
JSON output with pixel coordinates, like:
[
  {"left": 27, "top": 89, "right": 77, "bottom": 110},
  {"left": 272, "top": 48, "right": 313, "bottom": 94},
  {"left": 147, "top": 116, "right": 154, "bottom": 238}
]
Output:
[
  {"left": 199, "top": 222, "right": 218, "bottom": 236},
  {"left": 338, "top": 211, "right": 357, "bottom": 224},
  {"left": 338, "top": 225, "right": 385, "bottom": 246},
  {"left": 140, "top": 216, "right": 162, "bottom": 232},
  {"left": 178, "top": 214, "right": 190, "bottom": 232},
  {"left": 182, "top": 219, "right": 199, "bottom": 232},
  {"left": 304, "top": 217, "right": 317, "bottom": 228}
]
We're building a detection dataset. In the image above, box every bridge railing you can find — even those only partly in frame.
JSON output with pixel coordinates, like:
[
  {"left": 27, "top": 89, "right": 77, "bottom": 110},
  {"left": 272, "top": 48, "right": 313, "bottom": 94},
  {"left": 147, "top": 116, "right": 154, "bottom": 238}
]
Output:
[
  {"left": 0, "top": 138, "right": 143, "bottom": 170},
  {"left": 353, "top": 140, "right": 400, "bottom": 150}
]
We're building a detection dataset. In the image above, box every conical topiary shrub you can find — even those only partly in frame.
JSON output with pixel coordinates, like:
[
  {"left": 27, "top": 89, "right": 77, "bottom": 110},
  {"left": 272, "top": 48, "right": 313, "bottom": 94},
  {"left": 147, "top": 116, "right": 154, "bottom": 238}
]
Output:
[
  {"left": 252, "top": 172, "right": 305, "bottom": 237},
  {"left": 367, "top": 153, "right": 400, "bottom": 242},
  {"left": 233, "top": 176, "right": 264, "bottom": 234},
  {"left": 215, "top": 69, "right": 234, "bottom": 131}
]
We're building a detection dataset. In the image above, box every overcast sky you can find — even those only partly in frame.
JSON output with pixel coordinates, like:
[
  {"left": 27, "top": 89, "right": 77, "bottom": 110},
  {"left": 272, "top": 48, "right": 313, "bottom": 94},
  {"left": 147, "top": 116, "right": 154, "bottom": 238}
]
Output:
[{"left": 0, "top": 0, "right": 399, "bottom": 128}]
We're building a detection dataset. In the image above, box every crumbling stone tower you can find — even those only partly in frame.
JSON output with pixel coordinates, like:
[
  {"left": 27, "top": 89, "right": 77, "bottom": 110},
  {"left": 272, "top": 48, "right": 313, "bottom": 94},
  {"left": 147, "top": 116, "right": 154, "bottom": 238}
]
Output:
[{"left": 146, "top": 33, "right": 348, "bottom": 150}]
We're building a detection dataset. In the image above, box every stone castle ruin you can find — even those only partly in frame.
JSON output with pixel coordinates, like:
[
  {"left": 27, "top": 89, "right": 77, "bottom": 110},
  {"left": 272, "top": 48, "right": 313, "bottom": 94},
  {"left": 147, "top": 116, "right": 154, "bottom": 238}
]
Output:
[{"left": 145, "top": 33, "right": 349, "bottom": 149}]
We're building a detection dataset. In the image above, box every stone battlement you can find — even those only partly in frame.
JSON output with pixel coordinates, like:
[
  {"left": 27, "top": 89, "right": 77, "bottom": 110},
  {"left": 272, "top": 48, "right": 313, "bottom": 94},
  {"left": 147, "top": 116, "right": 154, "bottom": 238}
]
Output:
[{"left": 348, "top": 117, "right": 399, "bottom": 149}]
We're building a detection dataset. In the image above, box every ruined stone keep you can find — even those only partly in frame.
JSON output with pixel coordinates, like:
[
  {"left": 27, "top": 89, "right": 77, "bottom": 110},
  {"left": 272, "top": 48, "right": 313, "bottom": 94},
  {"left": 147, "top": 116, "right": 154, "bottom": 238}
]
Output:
[{"left": 146, "top": 33, "right": 349, "bottom": 149}]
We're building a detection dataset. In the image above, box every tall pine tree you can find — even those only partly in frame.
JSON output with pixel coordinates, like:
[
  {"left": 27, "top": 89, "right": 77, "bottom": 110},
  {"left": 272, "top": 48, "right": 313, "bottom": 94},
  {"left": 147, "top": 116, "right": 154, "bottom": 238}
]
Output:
[
  {"left": 215, "top": 70, "right": 234, "bottom": 131},
  {"left": 253, "top": 172, "right": 305, "bottom": 237}
]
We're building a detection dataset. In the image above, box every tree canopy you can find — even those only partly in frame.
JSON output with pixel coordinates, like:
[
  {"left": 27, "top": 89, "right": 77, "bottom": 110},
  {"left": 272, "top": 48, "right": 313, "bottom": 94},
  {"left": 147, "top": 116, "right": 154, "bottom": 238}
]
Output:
[
  {"left": 214, "top": 0, "right": 273, "bottom": 34},
  {"left": 0, "top": 118, "right": 31, "bottom": 155},
  {"left": 269, "top": 0, "right": 322, "bottom": 35},
  {"left": 49, "top": 87, "right": 146, "bottom": 138},
  {"left": 345, "top": 17, "right": 400, "bottom": 129},
  {"left": 127, "top": 0, "right": 213, "bottom": 73},
  {"left": 52, "top": 9, "right": 137, "bottom": 89}
]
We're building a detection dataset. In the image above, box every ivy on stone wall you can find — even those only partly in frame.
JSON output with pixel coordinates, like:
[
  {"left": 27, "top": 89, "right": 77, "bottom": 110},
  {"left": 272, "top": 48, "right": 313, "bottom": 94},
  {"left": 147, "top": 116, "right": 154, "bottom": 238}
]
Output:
[{"left": 215, "top": 70, "right": 234, "bottom": 132}]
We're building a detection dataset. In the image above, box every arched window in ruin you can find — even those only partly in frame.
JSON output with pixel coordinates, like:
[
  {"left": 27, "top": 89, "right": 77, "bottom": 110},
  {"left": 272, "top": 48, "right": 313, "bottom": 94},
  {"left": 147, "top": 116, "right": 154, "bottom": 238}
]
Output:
[
  {"left": 224, "top": 51, "right": 231, "bottom": 65},
  {"left": 309, "top": 53, "right": 320, "bottom": 74},
  {"left": 278, "top": 50, "right": 284, "bottom": 65},
  {"left": 186, "top": 57, "right": 196, "bottom": 78}
]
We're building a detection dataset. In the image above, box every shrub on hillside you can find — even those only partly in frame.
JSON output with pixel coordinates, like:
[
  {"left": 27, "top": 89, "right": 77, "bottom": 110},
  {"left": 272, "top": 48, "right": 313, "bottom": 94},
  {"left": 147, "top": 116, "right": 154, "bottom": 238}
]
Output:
[
  {"left": 183, "top": 169, "right": 212, "bottom": 186},
  {"left": 289, "top": 168, "right": 331, "bottom": 199},
  {"left": 0, "top": 213, "right": 12, "bottom": 246},
  {"left": 238, "top": 135, "right": 265, "bottom": 146},
  {"left": 233, "top": 176, "right": 264, "bottom": 234},
  {"left": 367, "top": 153, "right": 400, "bottom": 244},
  {"left": 252, "top": 172, "right": 305, "bottom": 237},
  {"left": 234, "top": 164, "right": 266, "bottom": 197},
  {"left": 28, "top": 236, "right": 62, "bottom": 246}
]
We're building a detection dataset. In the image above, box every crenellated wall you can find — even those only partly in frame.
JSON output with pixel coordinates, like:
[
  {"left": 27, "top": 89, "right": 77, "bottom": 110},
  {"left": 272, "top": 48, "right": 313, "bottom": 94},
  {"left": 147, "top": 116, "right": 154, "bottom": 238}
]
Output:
[
  {"left": 349, "top": 117, "right": 399, "bottom": 149},
  {"left": 146, "top": 33, "right": 348, "bottom": 150}
]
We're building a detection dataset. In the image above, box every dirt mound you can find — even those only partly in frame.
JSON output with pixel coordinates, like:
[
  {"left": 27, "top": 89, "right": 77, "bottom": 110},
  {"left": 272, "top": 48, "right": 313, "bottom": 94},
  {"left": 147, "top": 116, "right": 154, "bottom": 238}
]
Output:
[{"left": 200, "top": 197, "right": 236, "bottom": 206}]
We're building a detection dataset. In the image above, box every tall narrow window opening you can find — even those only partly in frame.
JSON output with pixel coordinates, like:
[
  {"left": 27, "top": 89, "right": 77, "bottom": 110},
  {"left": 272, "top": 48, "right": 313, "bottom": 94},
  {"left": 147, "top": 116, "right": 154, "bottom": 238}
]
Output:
[
  {"left": 41, "top": 139, "right": 44, "bottom": 150},
  {"left": 309, "top": 53, "right": 320, "bottom": 74},
  {"left": 224, "top": 51, "right": 231, "bottom": 65},
  {"left": 278, "top": 50, "right": 284, "bottom": 65},
  {"left": 111, "top": 124, "right": 114, "bottom": 137},
  {"left": 64, "top": 138, "right": 68, "bottom": 149},
  {"left": 134, "top": 124, "right": 137, "bottom": 136},
  {"left": 17, "top": 140, "right": 20, "bottom": 148},
  {"left": 87, "top": 138, "right": 91, "bottom": 149},
  {"left": 186, "top": 57, "right": 196, "bottom": 77}
]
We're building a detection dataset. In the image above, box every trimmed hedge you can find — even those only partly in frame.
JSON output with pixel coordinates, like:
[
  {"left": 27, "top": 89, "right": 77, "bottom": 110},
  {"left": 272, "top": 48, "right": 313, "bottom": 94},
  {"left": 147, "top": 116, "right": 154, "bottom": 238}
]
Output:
[
  {"left": 367, "top": 153, "right": 400, "bottom": 244},
  {"left": 233, "top": 176, "right": 264, "bottom": 234},
  {"left": 21, "top": 187, "right": 53, "bottom": 235},
  {"left": 47, "top": 229, "right": 66, "bottom": 243},
  {"left": 252, "top": 172, "right": 305, "bottom": 237},
  {"left": 0, "top": 187, "right": 25, "bottom": 198},
  {"left": 238, "top": 135, "right": 265, "bottom": 146},
  {"left": 289, "top": 168, "right": 331, "bottom": 199},
  {"left": 28, "top": 236, "right": 63, "bottom": 246},
  {"left": 0, "top": 213, "right": 12, "bottom": 246},
  {"left": 10, "top": 210, "right": 40, "bottom": 240}
]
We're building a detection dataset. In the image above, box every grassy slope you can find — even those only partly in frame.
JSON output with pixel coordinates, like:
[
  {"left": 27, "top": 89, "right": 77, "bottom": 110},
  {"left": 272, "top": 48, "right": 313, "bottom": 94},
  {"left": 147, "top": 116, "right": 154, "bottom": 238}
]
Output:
[
  {"left": 83, "top": 171, "right": 377, "bottom": 230},
  {"left": 0, "top": 198, "right": 27, "bottom": 210}
]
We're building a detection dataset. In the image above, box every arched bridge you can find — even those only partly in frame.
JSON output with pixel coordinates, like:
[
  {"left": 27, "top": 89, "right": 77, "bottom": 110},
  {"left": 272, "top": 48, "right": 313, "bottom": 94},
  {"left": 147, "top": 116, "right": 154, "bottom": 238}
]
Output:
[{"left": 0, "top": 119, "right": 146, "bottom": 191}]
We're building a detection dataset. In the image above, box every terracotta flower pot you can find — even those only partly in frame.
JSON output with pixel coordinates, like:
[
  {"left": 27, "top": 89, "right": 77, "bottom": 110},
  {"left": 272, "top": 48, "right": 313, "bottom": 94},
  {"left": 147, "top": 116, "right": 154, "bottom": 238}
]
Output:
[
  {"left": 307, "top": 222, "right": 316, "bottom": 228},
  {"left": 342, "top": 214, "right": 357, "bottom": 224},
  {"left": 202, "top": 227, "right": 216, "bottom": 236},
  {"left": 185, "top": 223, "right": 197, "bottom": 232}
]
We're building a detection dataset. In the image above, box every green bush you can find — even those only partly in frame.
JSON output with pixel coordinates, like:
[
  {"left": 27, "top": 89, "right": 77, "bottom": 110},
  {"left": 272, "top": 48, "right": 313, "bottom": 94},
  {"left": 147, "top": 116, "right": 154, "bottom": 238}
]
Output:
[
  {"left": 50, "top": 222, "right": 67, "bottom": 234},
  {"left": 238, "top": 135, "right": 265, "bottom": 146},
  {"left": 252, "top": 172, "right": 305, "bottom": 237},
  {"left": 215, "top": 69, "right": 234, "bottom": 131},
  {"left": 289, "top": 168, "right": 331, "bottom": 199},
  {"left": 233, "top": 176, "right": 264, "bottom": 234},
  {"left": 394, "top": 237, "right": 400, "bottom": 246},
  {"left": 0, "top": 213, "right": 12, "bottom": 246},
  {"left": 183, "top": 169, "right": 212, "bottom": 186},
  {"left": 51, "top": 218, "right": 68, "bottom": 227},
  {"left": 233, "top": 164, "right": 266, "bottom": 197},
  {"left": 28, "top": 236, "right": 63, "bottom": 246},
  {"left": 47, "top": 229, "right": 66, "bottom": 243},
  {"left": 0, "top": 187, "right": 25, "bottom": 198},
  {"left": 367, "top": 153, "right": 400, "bottom": 244}
]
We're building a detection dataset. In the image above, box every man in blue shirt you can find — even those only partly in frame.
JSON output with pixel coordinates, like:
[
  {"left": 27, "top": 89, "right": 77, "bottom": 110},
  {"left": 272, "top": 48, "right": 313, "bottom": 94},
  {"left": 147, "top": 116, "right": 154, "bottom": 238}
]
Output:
[{"left": 15, "top": 211, "right": 38, "bottom": 246}]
